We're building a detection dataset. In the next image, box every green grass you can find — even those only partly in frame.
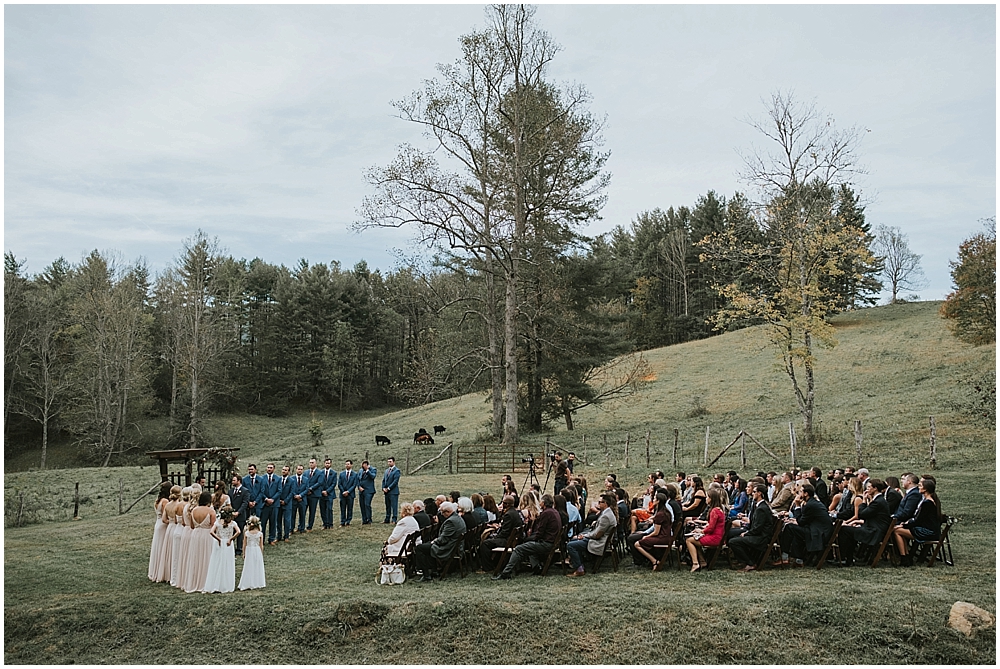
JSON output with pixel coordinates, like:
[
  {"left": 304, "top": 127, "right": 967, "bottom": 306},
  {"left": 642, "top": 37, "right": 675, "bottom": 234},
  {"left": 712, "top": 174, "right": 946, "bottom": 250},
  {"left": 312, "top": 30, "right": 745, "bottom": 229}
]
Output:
[{"left": 5, "top": 301, "right": 996, "bottom": 663}]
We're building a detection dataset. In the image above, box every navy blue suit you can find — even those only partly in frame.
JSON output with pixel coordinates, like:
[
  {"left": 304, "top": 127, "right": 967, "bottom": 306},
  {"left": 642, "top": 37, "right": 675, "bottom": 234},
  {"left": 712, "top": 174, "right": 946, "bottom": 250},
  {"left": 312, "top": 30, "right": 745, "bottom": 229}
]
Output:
[
  {"left": 277, "top": 474, "right": 293, "bottom": 540},
  {"left": 304, "top": 467, "right": 323, "bottom": 530},
  {"left": 317, "top": 467, "right": 338, "bottom": 529},
  {"left": 260, "top": 473, "right": 281, "bottom": 543},
  {"left": 242, "top": 474, "right": 265, "bottom": 521},
  {"left": 289, "top": 472, "right": 309, "bottom": 532},
  {"left": 358, "top": 465, "right": 377, "bottom": 525},
  {"left": 382, "top": 465, "right": 401, "bottom": 523},
  {"left": 338, "top": 469, "right": 359, "bottom": 525},
  {"left": 229, "top": 484, "right": 251, "bottom": 554},
  {"left": 893, "top": 486, "right": 921, "bottom": 524}
]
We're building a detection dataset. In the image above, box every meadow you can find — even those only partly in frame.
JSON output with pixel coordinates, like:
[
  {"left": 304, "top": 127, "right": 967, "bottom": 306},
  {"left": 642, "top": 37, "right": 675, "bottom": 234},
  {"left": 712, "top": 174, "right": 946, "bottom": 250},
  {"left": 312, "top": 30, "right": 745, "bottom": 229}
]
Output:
[{"left": 4, "top": 301, "right": 996, "bottom": 663}]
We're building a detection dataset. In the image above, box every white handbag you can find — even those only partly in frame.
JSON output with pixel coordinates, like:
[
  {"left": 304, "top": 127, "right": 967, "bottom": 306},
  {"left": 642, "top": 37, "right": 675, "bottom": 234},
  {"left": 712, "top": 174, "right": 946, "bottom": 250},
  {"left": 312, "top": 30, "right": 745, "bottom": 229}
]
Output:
[{"left": 378, "top": 563, "right": 406, "bottom": 585}]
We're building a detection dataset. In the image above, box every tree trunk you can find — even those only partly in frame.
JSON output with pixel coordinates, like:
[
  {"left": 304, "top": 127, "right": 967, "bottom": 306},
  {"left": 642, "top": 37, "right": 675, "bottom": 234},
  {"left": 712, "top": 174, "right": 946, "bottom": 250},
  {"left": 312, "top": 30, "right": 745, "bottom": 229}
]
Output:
[
  {"left": 562, "top": 396, "right": 574, "bottom": 431},
  {"left": 485, "top": 267, "right": 504, "bottom": 440},
  {"left": 503, "top": 250, "right": 519, "bottom": 445}
]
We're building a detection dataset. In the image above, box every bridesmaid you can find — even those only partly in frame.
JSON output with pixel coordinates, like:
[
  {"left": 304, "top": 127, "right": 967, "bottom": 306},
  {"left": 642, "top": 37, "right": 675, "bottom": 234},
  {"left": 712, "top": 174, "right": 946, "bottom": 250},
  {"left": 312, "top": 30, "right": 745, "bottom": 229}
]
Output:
[
  {"left": 154, "top": 485, "right": 182, "bottom": 582},
  {"left": 147, "top": 482, "right": 173, "bottom": 581},
  {"left": 183, "top": 490, "right": 216, "bottom": 593},
  {"left": 173, "top": 487, "right": 196, "bottom": 589}
]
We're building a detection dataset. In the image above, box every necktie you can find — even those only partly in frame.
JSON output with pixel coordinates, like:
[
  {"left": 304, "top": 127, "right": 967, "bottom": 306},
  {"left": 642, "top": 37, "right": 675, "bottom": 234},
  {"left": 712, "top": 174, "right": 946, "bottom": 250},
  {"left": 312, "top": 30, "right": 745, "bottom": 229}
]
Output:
[
  {"left": 269, "top": 475, "right": 273, "bottom": 484},
  {"left": 298, "top": 476, "right": 301, "bottom": 484}
]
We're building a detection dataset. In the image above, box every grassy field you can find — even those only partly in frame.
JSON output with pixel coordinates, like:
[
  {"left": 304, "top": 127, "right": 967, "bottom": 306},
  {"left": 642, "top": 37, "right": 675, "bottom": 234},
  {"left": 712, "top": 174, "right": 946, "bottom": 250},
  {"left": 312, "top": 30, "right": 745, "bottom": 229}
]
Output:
[{"left": 4, "top": 301, "right": 996, "bottom": 663}]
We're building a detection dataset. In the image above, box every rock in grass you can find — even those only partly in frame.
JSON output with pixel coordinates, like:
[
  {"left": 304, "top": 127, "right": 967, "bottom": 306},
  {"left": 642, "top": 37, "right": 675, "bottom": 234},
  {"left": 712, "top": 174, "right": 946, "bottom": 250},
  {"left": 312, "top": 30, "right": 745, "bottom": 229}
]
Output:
[{"left": 948, "top": 601, "right": 995, "bottom": 637}]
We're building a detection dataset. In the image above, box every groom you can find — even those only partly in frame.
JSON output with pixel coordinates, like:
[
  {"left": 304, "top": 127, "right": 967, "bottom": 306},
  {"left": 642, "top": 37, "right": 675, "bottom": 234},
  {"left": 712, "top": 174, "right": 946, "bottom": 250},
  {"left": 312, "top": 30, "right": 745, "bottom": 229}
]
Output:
[{"left": 229, "top": 474, "right": 250, "bottom": 556}]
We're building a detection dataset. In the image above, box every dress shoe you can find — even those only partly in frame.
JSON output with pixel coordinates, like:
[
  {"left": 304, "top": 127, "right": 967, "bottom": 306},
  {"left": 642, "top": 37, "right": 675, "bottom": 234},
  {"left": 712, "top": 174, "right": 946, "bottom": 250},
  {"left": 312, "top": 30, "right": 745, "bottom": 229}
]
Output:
[
  {"left": 566, "top": 569, "right": 585, "bottom": 578},
  {"left": 418, "top": 574, "right": 434, "bottom": 583},
  {"left": 738, "top": 565, "right": 755, "bottom": 573},
  {"left": 492, "top": 572, "right": 512, "bottom": 580},
  {"left": 383, "top": 520, "right": 391, "bottom": 524}
]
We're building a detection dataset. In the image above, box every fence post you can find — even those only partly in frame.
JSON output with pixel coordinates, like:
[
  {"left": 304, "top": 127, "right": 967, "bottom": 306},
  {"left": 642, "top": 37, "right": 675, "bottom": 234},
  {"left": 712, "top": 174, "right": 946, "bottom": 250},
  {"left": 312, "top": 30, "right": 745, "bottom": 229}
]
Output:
[
  {"left": 119, "top": 479, "right": 124, "bottom": 515},
  {"left": 582, "top": 434, "right": 587, "bottom": 466},
  {"left": 929, "top": 416, "right": 937, "bottom": 469},
  {"left": 406, "top": 448, "right": 411, "bottom": 476},
  {"left": 645, "top": 430, "right": 651, "bottom": 468},
  {"left": 854, "top": 420, "right": 863, "bottom": 468},
  {"left": 672, "top": 429, "right": 679, "bottom": 467},
  {"left": 16, "top": 491, "right": 25, "bottom": 527},
  {"left": 703, "top": 426, "right": 710, "bottom": 467},
  {"left": 788, "top": 422, "right": 797, "bottom": 469},
  {"left": 74, "top": 482, "right": 80, "bottom": 520},
  {"left": 604, "top": 434, "right": 609, "bottom": 468},
  {"left": 740, "top": 430, "right": 747, "bottom": 469},
  {"left": 364, "top": 450, "right": 369, "bottom": 463},
  {"left": 449, "top": 443, "right": 453, "bottom": 475},
  {"left": 624, "top": 432, "right": 630, "bottom": 469}
]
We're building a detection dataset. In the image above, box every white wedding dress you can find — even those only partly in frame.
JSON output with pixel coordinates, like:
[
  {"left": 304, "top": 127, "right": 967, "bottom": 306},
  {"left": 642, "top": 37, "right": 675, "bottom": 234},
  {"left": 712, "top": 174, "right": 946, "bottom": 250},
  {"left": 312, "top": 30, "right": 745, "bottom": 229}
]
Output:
[
  {"left": 238, "top": 530, "right": 266, "bottom": 590},
  {"left": 202, "top": 520, "right": 237, "bottom": 593}
]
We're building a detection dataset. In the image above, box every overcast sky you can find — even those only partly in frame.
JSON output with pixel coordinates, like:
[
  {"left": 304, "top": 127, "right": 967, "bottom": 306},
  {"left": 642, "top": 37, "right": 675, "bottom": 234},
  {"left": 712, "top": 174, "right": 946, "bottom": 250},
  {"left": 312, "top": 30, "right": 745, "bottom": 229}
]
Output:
[{"left": 5, "top": 4, "right": 995, "bottom": 301}]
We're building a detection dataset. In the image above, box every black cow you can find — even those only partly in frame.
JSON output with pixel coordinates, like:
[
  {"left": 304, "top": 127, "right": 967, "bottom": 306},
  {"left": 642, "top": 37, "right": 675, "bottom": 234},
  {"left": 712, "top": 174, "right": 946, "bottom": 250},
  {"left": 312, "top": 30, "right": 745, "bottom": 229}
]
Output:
[
  {"left": 433, "top": 425, "right": 446, "bottom": 436},
  {"left": 375, "top": 435, "right": 391, "bottom": 446}
]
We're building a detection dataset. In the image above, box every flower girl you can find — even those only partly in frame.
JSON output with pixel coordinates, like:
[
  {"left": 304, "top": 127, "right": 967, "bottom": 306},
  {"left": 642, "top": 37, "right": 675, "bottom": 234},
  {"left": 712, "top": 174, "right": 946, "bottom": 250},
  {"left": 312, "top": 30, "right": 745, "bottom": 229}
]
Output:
[
  {"left": 238, "top": 516, "right": 266, "bottom": 590},
  {"left": 202, "top": 506, "right": 240, "bottom": 593}
]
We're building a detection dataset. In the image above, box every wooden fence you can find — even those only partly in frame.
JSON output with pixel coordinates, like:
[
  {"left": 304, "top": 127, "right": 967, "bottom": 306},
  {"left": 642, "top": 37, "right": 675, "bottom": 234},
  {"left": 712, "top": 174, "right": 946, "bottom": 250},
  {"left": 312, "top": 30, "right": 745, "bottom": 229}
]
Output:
[{"left": 455, "top": 443, "right": 544, "bottom": 474}]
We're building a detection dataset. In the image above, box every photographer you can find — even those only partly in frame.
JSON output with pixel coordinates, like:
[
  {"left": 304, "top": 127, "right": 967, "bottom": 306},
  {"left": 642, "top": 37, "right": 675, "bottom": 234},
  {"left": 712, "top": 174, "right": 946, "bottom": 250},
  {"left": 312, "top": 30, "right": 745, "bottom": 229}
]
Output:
[{"left": 551, "top": 452, "right": 569, "bottom": 496}]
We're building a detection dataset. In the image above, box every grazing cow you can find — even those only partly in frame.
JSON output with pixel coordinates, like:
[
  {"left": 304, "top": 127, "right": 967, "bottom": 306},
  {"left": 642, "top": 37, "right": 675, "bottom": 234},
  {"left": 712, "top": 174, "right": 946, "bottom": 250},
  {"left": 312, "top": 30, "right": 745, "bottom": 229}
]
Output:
[
  {"left": 375, "top": 435, "right": 391, "bottom": 446},
  {"left": 414, "top": 433, "right": 434, "bottom": 445},
  {"left": 433, "top": 425, "right": 446, "bottom": 436}
]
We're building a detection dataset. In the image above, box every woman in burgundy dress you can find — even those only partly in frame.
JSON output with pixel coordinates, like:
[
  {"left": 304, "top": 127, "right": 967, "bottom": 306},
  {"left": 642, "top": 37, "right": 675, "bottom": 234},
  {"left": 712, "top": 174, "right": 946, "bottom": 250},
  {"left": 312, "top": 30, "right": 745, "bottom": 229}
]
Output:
[{"left": 632, "top": 493, "right": 673, "bottom": 570}]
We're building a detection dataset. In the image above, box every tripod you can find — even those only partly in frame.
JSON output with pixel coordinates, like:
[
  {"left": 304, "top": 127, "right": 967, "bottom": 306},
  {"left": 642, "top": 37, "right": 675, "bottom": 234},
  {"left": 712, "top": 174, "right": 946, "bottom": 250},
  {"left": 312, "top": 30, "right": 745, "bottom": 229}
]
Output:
[{"left": 522, "top": 458, "right": 540, "bottom": 493}]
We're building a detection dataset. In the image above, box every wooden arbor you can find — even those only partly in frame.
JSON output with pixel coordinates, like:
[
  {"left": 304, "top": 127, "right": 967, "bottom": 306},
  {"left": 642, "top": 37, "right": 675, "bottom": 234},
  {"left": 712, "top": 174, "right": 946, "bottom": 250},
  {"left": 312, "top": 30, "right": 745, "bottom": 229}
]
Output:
[{"left": 146, "top": 448, "right": 240, "bottom": 488}]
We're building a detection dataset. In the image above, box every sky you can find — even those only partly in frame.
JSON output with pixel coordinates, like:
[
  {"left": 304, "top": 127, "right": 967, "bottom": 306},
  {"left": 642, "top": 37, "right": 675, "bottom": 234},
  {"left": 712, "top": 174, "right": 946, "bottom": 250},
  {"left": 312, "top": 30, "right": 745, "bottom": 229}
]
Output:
[{"left": 4, "top": 3, "right": 995, "bottom": 302}]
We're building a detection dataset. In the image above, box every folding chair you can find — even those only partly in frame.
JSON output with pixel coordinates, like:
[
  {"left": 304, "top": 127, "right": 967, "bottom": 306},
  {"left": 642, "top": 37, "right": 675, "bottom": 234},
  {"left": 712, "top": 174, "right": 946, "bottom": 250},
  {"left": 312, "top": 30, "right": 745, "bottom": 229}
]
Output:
[
  {"left": 916, "top": 516, "right": 955, "bottom": 567},
  {"left": 463, "top": 523, "right": 483, "bottom": 568},
  {"left": 492, "top": 527, "right": 524, "bottom": 576},
  {"left": 437, "top": 532, "right": 467, "bottom": 579},
  {"left": 591, "top": 537, "right": 619, "bottom": 574},
  {"left": 869, "top": 519, "right": 898, "bottom": 567},
  {"left": 816, "top": 519, "right": 843, "bottom": 570},
  {"left": 755, "top": 516, "right": 785, "bottom": 571},
  {"left": 387, "top": 531, "right": 422, "bottom": 577},
  {"left": 540, "top": 534, "right": 566, "bottom": 576},
  {"left": 705, "top": 518, "right": 733, "bottom": 570}
]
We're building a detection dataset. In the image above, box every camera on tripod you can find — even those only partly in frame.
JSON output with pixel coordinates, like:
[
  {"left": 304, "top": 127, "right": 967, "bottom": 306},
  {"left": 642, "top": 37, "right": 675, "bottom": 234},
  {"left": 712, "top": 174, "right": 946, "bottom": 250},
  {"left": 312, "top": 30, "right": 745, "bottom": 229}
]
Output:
[
  {"left": 547, "top": 451, "right": 559, "bottom": 463},
  {"left": 521, "top": 455, "right": 535, "bottom": 464}
]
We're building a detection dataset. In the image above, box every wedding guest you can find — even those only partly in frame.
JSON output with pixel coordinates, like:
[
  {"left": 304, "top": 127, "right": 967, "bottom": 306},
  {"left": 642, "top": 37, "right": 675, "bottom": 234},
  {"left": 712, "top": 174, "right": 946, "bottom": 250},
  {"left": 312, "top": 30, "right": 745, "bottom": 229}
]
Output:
[
  {"left": 686, "top": 487, "right": 726, "bottom": 572},
  {"left": 893, "top": 478, "right": 943, "bottom": 566},
  {"left": 385, "top": 503, "right": 421, "bottom": 557}
]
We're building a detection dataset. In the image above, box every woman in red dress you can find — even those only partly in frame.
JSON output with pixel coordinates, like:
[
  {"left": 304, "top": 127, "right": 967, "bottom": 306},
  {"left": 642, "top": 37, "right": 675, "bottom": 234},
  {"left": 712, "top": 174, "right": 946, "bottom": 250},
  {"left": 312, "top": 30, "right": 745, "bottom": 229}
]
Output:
[{"left": 686, "top": 487, "right": 725, "bottom": 572}]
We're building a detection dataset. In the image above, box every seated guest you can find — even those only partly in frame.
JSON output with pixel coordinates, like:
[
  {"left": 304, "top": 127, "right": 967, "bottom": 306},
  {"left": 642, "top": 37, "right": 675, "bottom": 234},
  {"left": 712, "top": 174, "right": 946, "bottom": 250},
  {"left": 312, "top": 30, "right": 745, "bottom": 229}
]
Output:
[
  {"left": 769, "top": 472, "right": 795, "bottom": 512},
  {"left": 843, "top": 477, "right": 866, "bottom": 523},
  {"left": 682, "top": 476, "right": 707, "bottom": 518},
  {"left": 434, "top": 494, "right": 448, "bottom": 524},
  {"left": 423, "top": 497, "right": 439, "bottom": 524},
  {"left": 730, "top": 483, "right": 775, "bottom": 571},
  {"left": 663, "top": 484, "right": 684, "bottom": 529},
  {"left": 457, "top": 497, "right": 478, "bottom": 532},
  {"left": 826, "top": 476, "right": 846, "bottom": 515},
  {"left": 884, "top": 477, "right": 903, "bottom": 515},
  {"left": 480, "top": 495, "right": 524, "bottom": 572},
  {"left": 518, "top": 490, "right": 541, "bottom": 530},
  {"left": 839, "top": 479, "right": 891, "bottom": 566},
  {"left": 385, "top": 503, "right": 422, "bottom": 557},
  {"left": 554, "top": 494, "right": 571, "bottom": 534},
  {"left": 566, "top": 493, "right": 618, "bottom": 577},
  {"left": 493, "top": 494, "right": 561, "bottom": 580},
  {"left": 413, "top": 502, "right": 464, "bottom": 582},
  {"left": 778, "top": 483, "right": 833, "bottom": 566},
  {"left": 560, "top": 488, "right": 582, "bottom": 537},
  {"left": 892, "top": 474, "right": 921, "bottom": 524},
  {"left": 449, "top": 491, "right": 462, "bottom": 504},
  {"left": 728, "top": 479, "right": 748, "bottom": 519},
  {"left": 482, "top": 494, "right": 500, "bottom": 523},
  {"left": 412, "top": 500, "right": 432, "bottom": 530},
  {"left": 469, "top": 494, "right": 490, "bottom": 527},
  {"left": 807, "top": 467, "right": 829, "bottom": 507},
  {"left": 893, "top": 478, "right": 943, "bottom": 566},
  {"left": 686, "top": 487, "right": 726, "bottom": 572},
  {"left": 630, "top": 493, "right": 672, "bottom": 569}
]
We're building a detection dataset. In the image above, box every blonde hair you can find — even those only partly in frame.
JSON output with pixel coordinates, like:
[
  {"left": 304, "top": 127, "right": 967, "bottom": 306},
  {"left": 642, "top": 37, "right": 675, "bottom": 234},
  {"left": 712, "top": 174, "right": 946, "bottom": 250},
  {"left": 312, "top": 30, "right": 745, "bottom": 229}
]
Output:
[
  {"left": 519, "top": 491, "right": 541, "bottom": 521},
  {"left": 169, "top": 485, "right": 182, "bottom": 501},
  {"left": 400, "top": 502, "right": 414, "bottom": 518},
  {"left": 246, "top": 516, "right": 261, "bottom": 531},
  {"left": 848, "top": 477, "right": 864, "bottom": 496}
]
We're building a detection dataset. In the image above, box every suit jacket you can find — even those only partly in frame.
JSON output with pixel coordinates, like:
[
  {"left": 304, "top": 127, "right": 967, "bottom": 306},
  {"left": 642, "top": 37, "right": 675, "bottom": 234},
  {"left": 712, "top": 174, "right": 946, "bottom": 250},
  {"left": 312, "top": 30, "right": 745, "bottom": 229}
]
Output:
[
  {"left": 261, "top": 473, "right": 281, "bottom": 507},
  {"left": 494, "top": 508, "right": 524, "bottom": 541},
  {"left": 304, "top": 468, "right": 323, "bottom": 497},
  {"left": 278, "top": 476, "right": 293, "bottom": 505},
  {"left": 289, "top": 474, "right": 309, "bottom": 501},
  {"left": 793, "top": 497, "right": 833, "bottom": 552},
  {"left": 853, "top": 495, "right": 891, "bottom": 547},
  {"left": 413, "top": 511, "right": 433, "bottom": 529},
  {"left": 885, "top": 488, "right": 903, "bottom": 515},
  {"left": 243, "top": 474, "right": 265, "bottom": 508},
  {"left": 317, "top": 468, "right": 338, "bottom": 496},
  {"left": 338, "top": 469, "right": 359, "bottom": 497},
  {"left": 382, "top": 466, "right": 401, "bottom": 494},
  {"left": 431, "top": 513, "right": 465, "bottom": 559},
  {"left": 528, "top": 507, "right": 562, "bottom": 545},
  {"left": 741, "top": 500, "right": 774, "bottom": 546},
  {"left": 893, "top": 487, "right": 921, "bottom": 523},
  {"left": 770, "top": 484, "right": 794, "bottom": 512},
  {"left": 229, "top": 485, "right": 250, "bottom": 523},
  {"left": 809, "top": 477, "right": 829, "bottom": 507},
  {"left": 586, "top": 507, "right": 617, "bottom": 555},
  {"left": 358, "top": 467, "right": 377, "bottom": 493}
]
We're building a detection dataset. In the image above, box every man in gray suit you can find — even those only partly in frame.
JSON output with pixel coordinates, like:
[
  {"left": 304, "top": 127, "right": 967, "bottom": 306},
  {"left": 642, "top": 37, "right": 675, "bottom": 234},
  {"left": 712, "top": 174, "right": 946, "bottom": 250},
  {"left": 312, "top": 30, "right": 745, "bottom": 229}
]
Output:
[{"left": 413, "top": 501, "right": 464, "bottom": 582}]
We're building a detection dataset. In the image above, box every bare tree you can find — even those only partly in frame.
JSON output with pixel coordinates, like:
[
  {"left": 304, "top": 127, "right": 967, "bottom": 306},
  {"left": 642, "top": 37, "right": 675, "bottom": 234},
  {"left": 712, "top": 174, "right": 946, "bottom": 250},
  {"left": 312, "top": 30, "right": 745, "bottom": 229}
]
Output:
[{"left": 873, "top": 224, "right": 926, "bottom": 303}]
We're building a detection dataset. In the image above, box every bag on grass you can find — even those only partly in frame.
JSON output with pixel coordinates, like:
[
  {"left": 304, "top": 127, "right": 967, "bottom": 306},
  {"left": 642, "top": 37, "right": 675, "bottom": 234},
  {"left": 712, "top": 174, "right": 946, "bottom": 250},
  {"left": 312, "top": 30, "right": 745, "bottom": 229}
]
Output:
[{"left": 378, "top": 563, "right": 406, "bottom": 585}]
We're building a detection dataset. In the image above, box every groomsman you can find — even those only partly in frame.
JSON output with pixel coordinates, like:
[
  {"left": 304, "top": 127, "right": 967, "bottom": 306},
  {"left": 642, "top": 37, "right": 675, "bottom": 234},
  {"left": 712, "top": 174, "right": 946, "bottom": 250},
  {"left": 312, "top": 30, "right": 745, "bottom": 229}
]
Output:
[
  {"left": 382, "top": 457, "right": 401, "bottom": 524},
  {"left": 276, "top": 464, "right": 293, "bottom": 542},
  {"left": 358, "top": 460, "right": 377, "bottom": 525},
  {"left": 289, "top": 464, "right": 309, "bottom": 534},
  {"left": 317, "top": 458, "right": 338, "bottom": 530},
  {"left": 229, "top": 474, "right": 250, "bottom": 556},
  {"left": 243, "top": 464, "right": 265, "bottom": 521},
  {"left": 338, "top": 460, "right": 359, "bottom": 526},
  {"left": 305, "top": 458, "right": 322, "bottom": 531},
  {"left": 260, "top": 463, "right": 281, "bottom": 545}
]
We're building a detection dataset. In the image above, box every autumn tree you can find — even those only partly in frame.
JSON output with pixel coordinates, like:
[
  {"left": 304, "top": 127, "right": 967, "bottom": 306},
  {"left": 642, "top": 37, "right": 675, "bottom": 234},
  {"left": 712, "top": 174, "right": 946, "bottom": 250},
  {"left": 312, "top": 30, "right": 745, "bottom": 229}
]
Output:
[
  {"left": 941, "top": 218, "right": 996, "bottom": 345},
  {"left": 699, "top": 92, "right": 875, "bottom": 443}
]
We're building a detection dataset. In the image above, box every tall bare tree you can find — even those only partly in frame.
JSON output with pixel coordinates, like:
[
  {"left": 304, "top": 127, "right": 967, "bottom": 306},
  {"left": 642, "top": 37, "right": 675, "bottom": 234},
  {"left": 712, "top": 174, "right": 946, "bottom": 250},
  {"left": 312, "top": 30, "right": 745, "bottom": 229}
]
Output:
[{"left": 873, "top": 224, "right": 926, "bottom": 303}]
